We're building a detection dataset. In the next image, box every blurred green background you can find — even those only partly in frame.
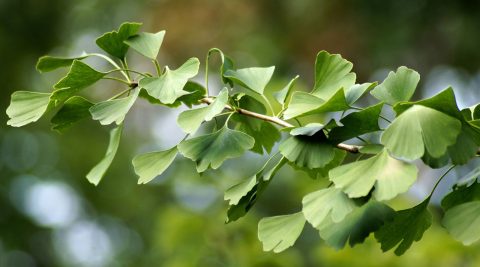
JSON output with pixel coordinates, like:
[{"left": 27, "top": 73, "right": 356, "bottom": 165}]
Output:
[{"left": 2, "top": 0, "right": 480, "bottom": 266}]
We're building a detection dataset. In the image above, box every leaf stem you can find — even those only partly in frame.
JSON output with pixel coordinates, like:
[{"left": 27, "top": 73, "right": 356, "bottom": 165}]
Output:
[
  {"left": 153, "top": 60, "right": 162, "bottom": 76},
  {"left": 430, "top": 165, "right": 456, "bottom": 198},
  {"left": 102, "top": 77, "right": 131, "bottom": 85},
  {"left": 89, "top": 53, "right": 130, "bottom": 81},
  {"left": 261, "top": 94, "right": 275, "bottom": 115}
]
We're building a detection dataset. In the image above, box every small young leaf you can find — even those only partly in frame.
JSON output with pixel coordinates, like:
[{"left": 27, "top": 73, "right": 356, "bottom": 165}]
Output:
[
  {"left": 381, "top": 105, "right": 461, "bottom": 160},
  {"left": 86, "top": 124, "right": 123, "bottom": 185},
  {"left": 312, "top": 50, "right": 356, "bottom": 100},
  {"left": 177, "top": 88, "right": 228, "bottom": 134},
  {"left": 124, "top": 31, "right": 165, "bottom": 60},
  {"left": 89, "top": 90, "right": 139, "bottom": 125},
  {"left": 132, "top": 146, "right": 178, "bottom": 184},
  {"left": 36, "top": 55, "right": 88, "bottom": 73},
  {"left": 258, "top": 212, "right": 306, "bottom": 253},
  {"left": 302, "top": 187, "right": 357, "bottom": 228},
  {"left": 224, "top": 66, "right": 275, "bottom": 95},
  {"left": 96, "top": 22, "right": 142, "bottom": 59},
  {"left": 345, "top": 82, "right": 377, "bottom": 105},
  {"left": 329, "top": 149, "right": 418, "bottom": 201},
  {"left": 177, "top": 126, "right": 254, "bottom": 172},
  {"left": 274, "top": 75, "right": 299, "bottom": 105},
  {"left": 139, "top": 57, "right": 200, "bottom": 104},
  {"left": 207, "top": 48, "right": 235, "bottom": 86},
  {"left": 318, "top": 201, "right": 394, "bottom": 249},
  {"left": 51, "top": 96, "right": 93, "bottom": 131},
  {"left": 52, "top": 60, "right": 106, "bottom": 103},
  {"left": 283, "top": 89, "right": 349, "bottom": 119},
  {"left": 328, "top": 103, "right": 383, "bottom": 143},
  {"left": 279, "top": 130, "right": 335, "bottom": 169},
  {"left": 370, "top": 66, "right": 420, "bottom": 105},
  {"left": 374, "top": 199, "right": 432, "bottom": 256},
  {"left": 6, "top": 91, "right": 52, "bottom": 127}
]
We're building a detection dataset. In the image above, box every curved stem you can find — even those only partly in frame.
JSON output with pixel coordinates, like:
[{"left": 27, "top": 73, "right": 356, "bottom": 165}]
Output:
[
  {"left": 89, "top": 53, "right": 130, "bottom": 81},
  {"left": 106, "top": 68, "right": 148, "bottom": 77},
  {"left": 102, "top": 77, "right": 131, "bottom": 85},
  {"left": 430, "top": 165, "right": 456, "bottom": 198},
  {"left": 261, "top": 94, "right": 275, "bottom": 115},
  {"left": 153, "top": 60, "right": 162, "bottom": 76}
]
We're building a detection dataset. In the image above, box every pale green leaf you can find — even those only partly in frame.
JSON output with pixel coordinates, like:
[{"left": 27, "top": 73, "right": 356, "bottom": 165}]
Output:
[
  {"left": 132, "top": 146, "right": 178, "bottom": 184},
  {"left": 443, "top": 201, "right": 480, "bottom": 245},
  {"left": 139, "top": 57, "right": 200, "bottom": 104},
  {"left": 318, "top": 201, "right": 394, "bottom": 249},
  {"left": 124, "top": 30, "right": 165, "bottom": 60},
  {"left": 274, "top": 75, "right": 299, "bottom": 105},
  {"left": 96, "top": 22, "right": 142, "bottom": 59},
  {"left": 371, "top": 66, "right": 420, "bottom": 105},
  {"left": 224, "top": 66, "right": 275, "bottom": 94},
  {"left": 6, "top": 91, "right": 52, "bottom": 127},
  {"left": 283, "top": 89, "right": 349, "bottom": 119},
  {"left": 177, "top": 88, "right": 228, "bottom": 134},
  {"left": 345, "top": 82, "right": 377, "bottom": 105},
  {"left": 381, "top": 105, "right": 461, "bottom": 160},
  {"left": 224, "top": 175, "right": 256, "bottom": 205},
  {"left": 302, "top": 187, "right": 357, "bottom": 228},
  {"left": 311, "top": 50, "right": 356, "bottom": 99},
  {"left": 51, "top": 96, "right": 93, "bottom": 131},
  {"left": 89, "top": 90, "right": 139, "bottom": 125},
  {"left": 86, "top": 125, "right": 123, "bottom": 185},
  {"left": 258, "top": 212, "right": 306, "bottom": 253},
  {"left": 290, "top": 123, "right": 324, "bottom": 136},
  {"left": 375, "top": 199, "right": 432, "bottom": 255},
  {"left": 329, "top": 149, "right": 418, "bottom": 201},
  {"left": 177, "top": 126, "right": 254, "bottom": 172},
  {"left": 36, "top": 55, "right": 88, "bottom": 73}
]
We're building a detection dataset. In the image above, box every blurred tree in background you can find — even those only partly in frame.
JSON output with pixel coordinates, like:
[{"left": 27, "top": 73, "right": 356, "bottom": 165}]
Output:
[{"left": 1, "top": 0, "right": 480, "bottom": 266}]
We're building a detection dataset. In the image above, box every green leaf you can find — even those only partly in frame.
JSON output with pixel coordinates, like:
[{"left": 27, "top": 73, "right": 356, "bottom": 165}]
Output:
[
  {"left": 96, "top": 22, "right": 142, "bottom": 59},
  {"left": 274, "top": 75, "right": 299, "bottom": 106},
  {"left": 443, "top": 201, "right": 480, "bottom": 245},
  {"left": 177, "top": 126, "right": 254, "bottom": 172},
  {"left": 375, "top": 199, "right": 432, "bottom": 256},
  {"left": 442, "top": 182, "right": 480, "bottom": 210},
  {"left": 177, "top": 88, "right": 228, "bottom": 134},
  {"left": 224, "top": 175, "right": 257, "bottom": 206},
  {"left": 86, "top": 125, "right": 123, "bottom": 185},
  {"left": 36, "top": 55, "right": 88, "bottom": 73},
  {"left": 329, "top": 149, "right": 418, "bottom": 201},
  {"left": 132, "top": 146, "right": 178, "bottom": 184},
  {"left": 283, "top": 89, "right": 349, "bottom": 119},
  {"left": 232, "top": 95, "right": 280, "bottom": 154},
  {"left": 139, "top": 57, "right": 200, "bottom": 104},
  {"left": 224, "top": 66, "right": 275, "bottom": 95},
  {"left": 302, "top": 187, "right": 357, "bottom": 228},
  {"left": 6, "top": 91, "right": 52, "bottom": 127},
  {"left": 124, "top": 31, "right": 165, "bottom": 60},
  {"left": 139, "top": 81, "right": 207, "bottom": 108},
  {"left": 345, "top": 82, "right": 377, "bottom": 105},
  {"left": 328, "top": 103, "right": 383, "bottom": 143},
  {"left": 52, "top": 60, "right": 106, "bottom": 103},
  {"left": 289, "top": 123, "right": 325, "bottom": 136},
  {"left": 89, "top": 90, "right": 139, "bottom": 125},
  {"left": 258, "top": 212, "right": 306, "bottom": 253},
  {"left": 279, "top": 130, "right": 335, "bottom": 169},
  {"left": 51, "top": 96, "right": 93, "bottom": 131},
  {"left": 318, "top": 201, "right": 394, "bottom": 249},
  {"left": 381, "top": 105, "right": 461, "bottom": 160},
  {"left": 358, "top": 144, "right": 384, "bottom": 154},
  {"left": 226, "top": 155, "right": 286, "bottom": 222},
  {"left": 370, "top": 66, "right": 420, "bottom": 105},
  {"left": 289, "top": 148, "right": 346, "bottom": 179},
  {"left": 311, "top": 50, "right": 356, "bottom": 99}
]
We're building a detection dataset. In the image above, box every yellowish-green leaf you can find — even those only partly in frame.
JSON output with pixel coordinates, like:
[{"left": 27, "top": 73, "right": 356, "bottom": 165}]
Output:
[
  {"left": 6, "top": 91, "right": 52, "bottom": 127},
  {"left": 258, "top": 212, "right": 306, "bottom": 253},
  {"left": 132, "top": 146, "right": 178, "bottom": 184}
]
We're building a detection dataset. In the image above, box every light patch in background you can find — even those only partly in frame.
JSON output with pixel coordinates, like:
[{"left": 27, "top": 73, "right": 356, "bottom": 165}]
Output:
[
  {"left": 53, "top": 221, "right": 114, "bottom": 267},
  {"left": 1, "top": 130, "right": 39, "bottom": 172},
  {"left": 174, "top": 178, "right": 219, "bottom": 212}
]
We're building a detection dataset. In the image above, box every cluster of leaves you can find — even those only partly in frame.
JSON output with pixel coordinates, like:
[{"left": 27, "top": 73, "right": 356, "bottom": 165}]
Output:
[{"left": 7, "top": 22, "right": 480, "bottom": 255}]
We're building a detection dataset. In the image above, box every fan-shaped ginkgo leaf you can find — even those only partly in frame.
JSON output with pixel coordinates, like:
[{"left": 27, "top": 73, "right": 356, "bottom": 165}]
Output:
[{"left": 258, "top": 212, "right": 306, "bottom": 253}]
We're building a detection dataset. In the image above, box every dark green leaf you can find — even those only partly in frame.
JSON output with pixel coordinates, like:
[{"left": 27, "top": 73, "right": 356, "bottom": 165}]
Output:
[
  {"left": 318, "top": 201, "right": 394, "bottom": 249},
  {"left": 36, "top": 55, "right": 88, "bottom": 73},
  {"left": 328, "top": 103, "right": 383, "bottom": 143},
  {"left": 51, "top": 96, "right": 93, "bottom": 131},
  {"left": 96, "top": 22, "right": 142, "bottom": 59},
  {"left": 375, "top": 199, "right": 432, "bottom": 256}
]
